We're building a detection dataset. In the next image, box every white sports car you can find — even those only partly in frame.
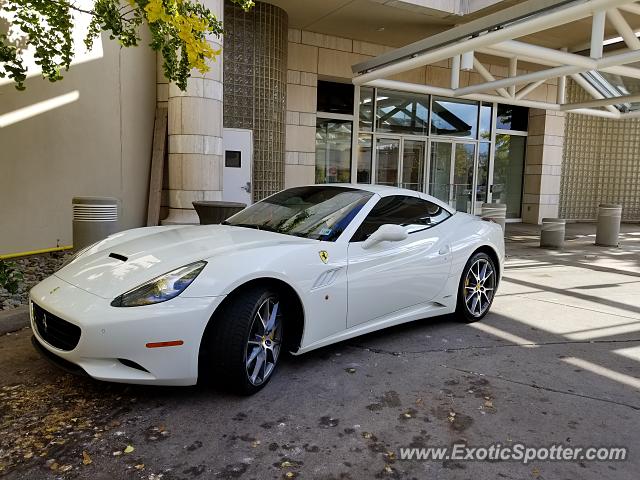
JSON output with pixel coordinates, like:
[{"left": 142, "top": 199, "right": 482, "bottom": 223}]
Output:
[{"left": 30, "top": 185, "right": 504, "bottom": 394}]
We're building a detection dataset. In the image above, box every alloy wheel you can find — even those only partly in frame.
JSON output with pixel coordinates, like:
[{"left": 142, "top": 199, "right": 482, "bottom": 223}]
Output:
[
  {"left": 245, "top": 297, "right": 282, "bottom": 386},
  {"left": 463, "top": 258, "right": 495, "bottom": 317}
]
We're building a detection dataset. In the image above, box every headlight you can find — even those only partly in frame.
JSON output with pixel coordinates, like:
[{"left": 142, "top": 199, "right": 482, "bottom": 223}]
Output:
[{"left": 110, "top": 261, "right": 207, "bottom": 307}]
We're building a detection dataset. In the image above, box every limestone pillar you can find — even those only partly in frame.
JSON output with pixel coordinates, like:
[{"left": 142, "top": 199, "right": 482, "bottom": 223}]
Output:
[
  {"left": 163, "top": 0, "right": 224, "bottom": 225},
  {"left": 522, "top": 109, "right": 565, "bottom": 224}
]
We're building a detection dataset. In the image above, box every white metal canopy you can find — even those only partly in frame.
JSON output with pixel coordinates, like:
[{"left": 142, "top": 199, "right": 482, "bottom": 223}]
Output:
[{"left": 351, "top": 0, "right": 640, "bottom": 119}]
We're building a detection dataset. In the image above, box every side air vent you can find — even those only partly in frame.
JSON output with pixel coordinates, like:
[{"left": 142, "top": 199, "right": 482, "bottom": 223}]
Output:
[
  {"left": 311, "top": 268, "right": 343, "bottom": 290},
  {"left": 108, "top": 253, "right": 128, "bottom": 262}
]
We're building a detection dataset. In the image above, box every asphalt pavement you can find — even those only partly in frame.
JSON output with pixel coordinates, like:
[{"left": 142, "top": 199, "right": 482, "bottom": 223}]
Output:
[{"left": 1, "top": 223, "right": 639, "bottom": 479}]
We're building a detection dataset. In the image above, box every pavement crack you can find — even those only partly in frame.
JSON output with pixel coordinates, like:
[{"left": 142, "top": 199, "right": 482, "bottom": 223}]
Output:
[
  {"left": 348, "top": 338, "right": 640, "bottom": 356},
  {"left": 438, "top": 364, "right": 640, "bottom": 411}
]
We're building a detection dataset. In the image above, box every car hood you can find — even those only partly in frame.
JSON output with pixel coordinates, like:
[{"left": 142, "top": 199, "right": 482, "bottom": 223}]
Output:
[{"left": 55, "top": 225, "right": 314, "bottom": 299}]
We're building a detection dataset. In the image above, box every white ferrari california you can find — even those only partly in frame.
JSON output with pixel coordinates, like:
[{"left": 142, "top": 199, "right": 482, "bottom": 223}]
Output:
[{"left": 30, "top": 184, "right": 504, "bottom": 394}]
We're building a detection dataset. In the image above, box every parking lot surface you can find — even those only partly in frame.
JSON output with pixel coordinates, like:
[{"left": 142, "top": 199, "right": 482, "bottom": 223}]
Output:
[{"left": 1, "top": 223, "right": 639, "bottom": 479}]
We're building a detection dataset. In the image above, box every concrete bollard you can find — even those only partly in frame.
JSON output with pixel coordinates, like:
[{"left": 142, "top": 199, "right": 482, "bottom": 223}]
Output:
[
  {"left": 481, "top": 203, "right": 507, "bottom": 232},
  {"left": 540, "top": 218, "right": 566, "bottom": 249},
  {"left": 595, "top": 203, "right": 622, "bottom": 247},
  {"left": 72, "top": 197, "right": 120, "bottom": 250}
]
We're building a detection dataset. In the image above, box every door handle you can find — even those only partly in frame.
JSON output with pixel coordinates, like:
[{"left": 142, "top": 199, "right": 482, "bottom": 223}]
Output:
[
  {"left": 241, "top": 181, "right": 251, "bottom": 193},
  {"left": 438, "top": 245, "right": 451, "bottom": 255}
]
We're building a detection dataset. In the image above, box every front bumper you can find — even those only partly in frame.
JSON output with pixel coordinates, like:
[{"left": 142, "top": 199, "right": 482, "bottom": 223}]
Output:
[{"left": 30, "top": 275, "right": 224, "bottom": 386}]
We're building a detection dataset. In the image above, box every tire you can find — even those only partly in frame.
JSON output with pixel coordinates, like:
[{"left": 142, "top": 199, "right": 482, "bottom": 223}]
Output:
[
  {"left": 455, "top": 252, "right": 497, "bottom": 323},
  {"left": 202, "top": 286, "right": 284, "bottom": 395}
]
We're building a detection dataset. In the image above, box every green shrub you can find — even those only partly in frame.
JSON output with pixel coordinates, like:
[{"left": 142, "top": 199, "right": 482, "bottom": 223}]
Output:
[{"left": 0, "top": 260, "right": 23, "bottom": 295}]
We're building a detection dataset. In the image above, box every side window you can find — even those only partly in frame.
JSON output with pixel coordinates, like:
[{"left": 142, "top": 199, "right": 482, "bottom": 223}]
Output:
[{"left": 350, "top": 195, "right": 451, "bottom": 242}]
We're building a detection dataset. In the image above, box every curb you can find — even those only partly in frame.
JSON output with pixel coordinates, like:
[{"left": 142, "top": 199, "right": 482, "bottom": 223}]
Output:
[{"left": 0, "top": 306, "right": 30, "bottom": 335}]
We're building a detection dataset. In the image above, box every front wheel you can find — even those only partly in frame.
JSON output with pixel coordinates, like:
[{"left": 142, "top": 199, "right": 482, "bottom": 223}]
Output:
[
  {"left": 203, "top": 287, "right": 283, "bottom": 394},
  {"left": 455, "top": 252, "right": 497, "bottom": 323}
]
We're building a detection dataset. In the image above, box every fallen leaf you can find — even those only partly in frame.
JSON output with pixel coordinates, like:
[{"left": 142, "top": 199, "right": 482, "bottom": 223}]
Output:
[
  {"left": 484, "top": 400, "right": 494, "bottom": 408},
  {"left": 280, "top": 460, "right": 294, "bottom": 468},
  {"left": 49, "top": 462, "right": 59, "bottom": 471},
  {"left": 124, "top": 445, "right": 134, "bottom": 454},
  {"left": 532, "top": 467, "right": 540, "bottom": 478},
  {"left": 112, "top": 451, "right": 122, "bottom": 456},
  {"left": 345, "top": 368, "right": 356, "bottom": 374},
  {"left": 251, "top": 440, "right": 261, "bottom": 448},
  {"left": 60, "top": 465, "right": 73, "bottom": 472},
  {"left": 134, "top": 464, "right": 145, "bottom": 470},
  {"left": 82, "top": 451, "right": 92, "bottom": 465}
]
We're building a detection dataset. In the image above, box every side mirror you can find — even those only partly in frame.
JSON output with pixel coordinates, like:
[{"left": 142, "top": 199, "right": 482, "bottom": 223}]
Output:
[{"left": 362, "top": 224, "right": 408, "bottom": 249}]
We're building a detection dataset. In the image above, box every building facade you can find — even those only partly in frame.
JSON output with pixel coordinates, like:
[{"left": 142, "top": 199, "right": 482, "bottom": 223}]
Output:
[{"left": 2, "top": 0, "right": 639, "bottom": 255}]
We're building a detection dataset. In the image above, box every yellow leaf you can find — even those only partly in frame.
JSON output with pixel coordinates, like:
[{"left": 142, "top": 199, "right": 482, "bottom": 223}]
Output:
[
  {"left": 82, "top": 451, "right": 92, "bottom": 465},
  {"left": 124, "top": 445, "right": 134, "bottom": 454},
  {"left": 134, "top": 464, "right": 145, "bottom": 470}
]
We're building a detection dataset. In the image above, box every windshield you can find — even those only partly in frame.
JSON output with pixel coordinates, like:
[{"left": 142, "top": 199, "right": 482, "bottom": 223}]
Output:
[{"left": 223, "top": 186, "right": 373, "bottom": 241}]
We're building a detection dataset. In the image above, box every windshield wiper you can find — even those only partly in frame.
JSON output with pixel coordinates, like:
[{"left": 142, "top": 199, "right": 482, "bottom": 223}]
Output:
[{"left": 224, "top": 222, "right": 281, "bottom": 233}]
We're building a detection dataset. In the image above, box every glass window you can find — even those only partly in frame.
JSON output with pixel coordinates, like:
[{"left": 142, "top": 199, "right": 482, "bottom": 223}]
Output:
[
  {"left": 359, "top": 87, "right": 374, "bottom": 131},
  {"left": 401, "top": 139, "right": 425, "bottom": 191},
  {"left": 493, "top": 134, "right": 526, "bottom": 218},
  {"left": 317, "top": 80, "right": 355, "bottom": 115},
  {"left": 375, "top": 138, "right": 399, "bottom": 186},
  {"left": 375, "top": 89, "right": 430, "bottom": 135},
  {"left": 479, "top": 103, "right": 492, "bottom": 141},
  {"left": 431, "top": 97, "right": 478, "bottom": 138},
  {"left": 496, "top": 104, "right": 529, "bottom": 131},
  {"left": 224, "top": 186, "right": 373, "bottom": 242},
  {"left": 476, "top": 142, "right": 490, "bottom": 208},
  {"left": 316, "top": 119, "right": 352, "bottom": 183},
  {"left": 351, "top": 195, "right": 451, "bottom": 242},
  {"left": 357, "top": 134, "right": 372, "bottom": 183}
]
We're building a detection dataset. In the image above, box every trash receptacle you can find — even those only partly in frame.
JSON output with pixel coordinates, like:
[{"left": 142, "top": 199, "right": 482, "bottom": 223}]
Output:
[
  {"left": 540, "top": 218, "right": 565, "bottom": 249},
  {"left": 192, "top": 201, "right": 246, "bottom": 225},
  {"left": 481, "top": 203, "right": 507, "bottom": 232},
  {"left": 72, "top": 197, "right": 120, "bottom": 250},
  {"left": 595, "top": 203, "right": 622, "bottom": 247}
]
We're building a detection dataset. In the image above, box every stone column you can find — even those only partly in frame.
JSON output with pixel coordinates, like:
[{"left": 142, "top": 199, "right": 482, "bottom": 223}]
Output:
[
  {"left": 522, "top": 109, "right": 565, "bottom": 224},
  {"left": 163, "top": 0, "right": 224, "bottom": 225}
]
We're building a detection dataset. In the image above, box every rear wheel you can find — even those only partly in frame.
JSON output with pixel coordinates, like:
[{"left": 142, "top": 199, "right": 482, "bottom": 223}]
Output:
[
  {"left": 203, "top": 286, "right": 283, "bottom": 394},
  {"left": 455, "top": 252, "right": 496, "bottom": 323}
]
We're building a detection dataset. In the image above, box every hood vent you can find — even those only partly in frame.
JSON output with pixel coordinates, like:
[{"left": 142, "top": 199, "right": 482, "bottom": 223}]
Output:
[{"left": 108, "top": 253, "right": 128, "bottom": 262}]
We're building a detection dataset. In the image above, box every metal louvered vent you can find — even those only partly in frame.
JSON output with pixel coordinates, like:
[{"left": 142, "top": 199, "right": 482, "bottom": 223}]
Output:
[{"left": 72, "top": 203, "right": 118, "bottom": 222}]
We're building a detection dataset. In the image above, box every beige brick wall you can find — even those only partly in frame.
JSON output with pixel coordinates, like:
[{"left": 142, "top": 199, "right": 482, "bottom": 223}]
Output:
[{"left": 522, "top": 109, "right": 565, "bottom": 224}]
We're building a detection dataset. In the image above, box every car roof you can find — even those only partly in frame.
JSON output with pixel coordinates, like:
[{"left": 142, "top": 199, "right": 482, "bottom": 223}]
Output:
[{"left": 305, "top": 183, "right": 456, "bottom": 214}]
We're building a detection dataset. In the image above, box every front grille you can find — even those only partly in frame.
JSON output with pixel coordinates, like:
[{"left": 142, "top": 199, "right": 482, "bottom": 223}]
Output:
[{"left": 32, "top": 302, "right": 81, "bottom": 351}]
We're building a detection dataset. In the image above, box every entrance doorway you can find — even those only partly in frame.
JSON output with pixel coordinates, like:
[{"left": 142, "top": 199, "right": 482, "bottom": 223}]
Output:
[{"left": 374, "top": 137, "right": 427, "bottom": 192}]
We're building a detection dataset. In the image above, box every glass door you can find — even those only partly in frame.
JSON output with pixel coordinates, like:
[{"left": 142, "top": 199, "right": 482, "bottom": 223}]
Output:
[
  {"left": 452, "top": 143, "right": 475, "bottom": 213},
  {"left": 401, "top": 139, "right": 426, "bottom": 191},
  {"left": 429, "top": 141, "right": 476, "bottom": 214},
  {"left": 429, "top": 142, "right": 453, "bottom": 205},
  {"left": 375, "top": 137, "right": 400, "bottom": 186}
]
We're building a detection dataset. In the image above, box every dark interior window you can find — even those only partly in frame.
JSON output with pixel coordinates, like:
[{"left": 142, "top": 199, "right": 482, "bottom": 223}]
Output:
[
  {"left": 496, "top": 104, "right": 529, "bottom": 131},
  {"left": 351, "top": 195, "right": 451, "bottom": 242},
  {"left": 317, "top": 80, "right": 355, "bottom": 115}
]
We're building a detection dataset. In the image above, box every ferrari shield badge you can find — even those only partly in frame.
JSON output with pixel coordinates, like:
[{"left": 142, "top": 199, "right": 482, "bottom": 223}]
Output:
[{"left": 319, "top": 250, "right": 329, "bottom": 264}]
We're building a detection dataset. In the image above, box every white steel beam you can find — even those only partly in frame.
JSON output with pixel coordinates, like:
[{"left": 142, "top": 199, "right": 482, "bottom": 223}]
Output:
[
  {"left": 454, "top": 48, "right": 640, "bottom": 97},
  {"left": 515, "top": 80, "right": 546, "bottom": 100},
  {"left": 364, "top": 79, "right": 621, "bottom": 118},
  {"left": 560, "top": 93, "right": 640, "bottom": 110},
  {"left": 509, "top": 57, "right": 518, "bottom": 97},
  {"left": 619, "top": 3, "right": 640, "bottom": 15},
  {"left": 473, "top": 57, "right": 510, "bottom": 98},
  {"left": 592, "top": 10, "right": 607, "bottom": 58},
  {"left": 353, "top": 0, "right": 635, "bottom": 85},
  {"left": 451, "top": 54, "right": 460, "bottom": 89},
  {"left": 570, "top": 73, "right": 620, "bottom": 114},
  {"left": 607, "top": 7, "right": 640, "bottom": 50},
  {"left": 479, "top": 44, "right": 640, "bottom": 80}
]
